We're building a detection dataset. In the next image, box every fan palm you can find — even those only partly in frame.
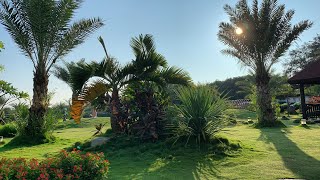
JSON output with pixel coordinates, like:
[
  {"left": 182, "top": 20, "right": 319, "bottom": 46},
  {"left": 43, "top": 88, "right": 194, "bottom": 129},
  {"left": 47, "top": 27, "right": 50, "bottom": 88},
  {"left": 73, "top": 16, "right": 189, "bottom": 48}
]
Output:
[
  {"left": 52, "top": 60, "right": 93, "bottom": 99},
  {"left": 71, "top": 34, "right": 191, "bottom": 133},
  {"left": 0, "top": 0, "right": 103, "bottom": 137},
  {"left": 218, "top": 0, "right": 312, "bottom": 126}
]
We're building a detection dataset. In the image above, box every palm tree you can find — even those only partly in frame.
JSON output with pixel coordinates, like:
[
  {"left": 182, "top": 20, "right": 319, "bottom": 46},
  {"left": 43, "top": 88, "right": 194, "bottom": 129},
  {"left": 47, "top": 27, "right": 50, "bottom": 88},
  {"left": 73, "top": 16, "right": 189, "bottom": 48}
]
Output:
[
  {"left": 0, "top": 0, "right": 103, "bottom": 137},
  {"left": 71, "top": 34, "right": 191, "bottom": 133},
  {"left": 218, "top": 0, "right": 312, "bottom": 127},
  {"left": 52, "top": 60, "right": 93, "bottom": 100}
]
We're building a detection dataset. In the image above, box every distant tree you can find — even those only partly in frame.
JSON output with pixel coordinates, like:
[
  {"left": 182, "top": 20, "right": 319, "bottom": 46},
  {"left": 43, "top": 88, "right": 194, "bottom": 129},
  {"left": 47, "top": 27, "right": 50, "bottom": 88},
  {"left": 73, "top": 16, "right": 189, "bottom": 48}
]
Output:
[
  {"left": 237, "top": 74, "right": 296, "bottom": 98},
  {"left": 218, "top": 0, "right": 312, "bottom": 127},
  {"left": 0, "top": 67, "right": 29, "bottom": 123},
  {"left": 0, "top": 0, "right": 103, "bottom": 138},
  {"left": 284, "top": 34, "right": 320, "bottom": 77},
  {"left": 209, "top": 75, "right": 251, "bottom": 100}
]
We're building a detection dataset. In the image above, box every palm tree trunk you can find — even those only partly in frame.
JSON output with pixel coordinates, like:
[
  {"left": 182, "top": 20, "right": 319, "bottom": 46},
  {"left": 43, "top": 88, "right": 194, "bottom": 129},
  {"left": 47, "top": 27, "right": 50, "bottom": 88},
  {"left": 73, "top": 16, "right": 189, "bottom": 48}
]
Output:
[
  {"left": 111, "top": 89, "right": 122, "bottom": 133},
  {"left": 256, "top": 74, "right": 276, "bottom": 127},
  {"left": 26, "top": 65, "right": 49, "bottom": 137}
]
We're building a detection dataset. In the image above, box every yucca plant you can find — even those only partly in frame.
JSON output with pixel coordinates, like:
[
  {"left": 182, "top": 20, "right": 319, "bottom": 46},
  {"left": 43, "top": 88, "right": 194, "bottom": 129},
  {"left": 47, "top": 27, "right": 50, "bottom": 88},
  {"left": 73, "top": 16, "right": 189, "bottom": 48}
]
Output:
[{"left": 170, "top": 86, "right": 228, "bottom": 145}]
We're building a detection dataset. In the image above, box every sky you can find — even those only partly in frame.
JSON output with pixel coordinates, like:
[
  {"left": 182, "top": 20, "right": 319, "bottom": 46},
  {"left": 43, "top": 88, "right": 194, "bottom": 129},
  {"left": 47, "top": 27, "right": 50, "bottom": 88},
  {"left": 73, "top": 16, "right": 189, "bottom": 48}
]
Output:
[{"left": 1, "top": 0, "right": 320, "bottom": 104}]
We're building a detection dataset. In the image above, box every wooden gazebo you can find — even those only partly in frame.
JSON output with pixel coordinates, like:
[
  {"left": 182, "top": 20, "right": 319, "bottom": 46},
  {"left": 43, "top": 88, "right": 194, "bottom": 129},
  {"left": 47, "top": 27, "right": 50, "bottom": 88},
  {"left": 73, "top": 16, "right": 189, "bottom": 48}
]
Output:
[{"left": 288, "top": 59, "right": 320, "bottom": 119}]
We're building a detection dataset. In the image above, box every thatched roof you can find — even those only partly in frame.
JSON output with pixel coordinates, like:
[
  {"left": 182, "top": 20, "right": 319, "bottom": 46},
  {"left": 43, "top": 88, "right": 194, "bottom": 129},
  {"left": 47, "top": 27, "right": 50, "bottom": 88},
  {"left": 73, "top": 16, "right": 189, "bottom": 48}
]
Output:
[{"left": 288, "top": 59, "right": 320, "bottom": 84}]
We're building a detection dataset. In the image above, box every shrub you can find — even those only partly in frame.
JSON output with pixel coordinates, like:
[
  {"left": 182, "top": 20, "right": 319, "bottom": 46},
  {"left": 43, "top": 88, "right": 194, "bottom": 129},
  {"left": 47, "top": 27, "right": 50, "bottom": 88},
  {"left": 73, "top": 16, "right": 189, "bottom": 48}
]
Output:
[
  {"left": 13, "top": 103, "right": 58, "bottom": 140},
  {"left": 168, "top": 85, "right": 229, "bottom": 145},
  {"left": 293, "top": 119, "right": 300, "bottom": 123},
  {"left": 13, "top": 103, "right": 29, "bottom": 136},
  {"left": 280, "top": 103, "right": 288, "bottom": 112},
  {"left": 0, "top": 149, "right": 109, "bottom": 180},
  {"left": 0, "top": 123, "right": 17, "bottom": 137},
  {"left": 293, "top": 102, "right": 301, "bottom": 110}
]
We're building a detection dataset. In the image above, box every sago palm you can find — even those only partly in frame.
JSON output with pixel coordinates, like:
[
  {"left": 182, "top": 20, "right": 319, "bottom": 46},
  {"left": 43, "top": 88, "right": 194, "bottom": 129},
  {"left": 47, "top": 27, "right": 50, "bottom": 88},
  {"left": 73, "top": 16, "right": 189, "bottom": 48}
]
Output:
[
  {"left": 218, "top": 0, "right": 312, "bottom": 126},
  {"left": 0, "top": 0, "right": 103, "bottom": 137}
]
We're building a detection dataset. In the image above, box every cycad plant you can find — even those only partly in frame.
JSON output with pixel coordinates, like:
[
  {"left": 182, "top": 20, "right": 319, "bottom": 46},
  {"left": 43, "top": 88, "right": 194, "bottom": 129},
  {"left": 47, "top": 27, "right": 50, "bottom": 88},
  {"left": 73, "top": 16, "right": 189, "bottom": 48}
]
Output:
[
  {"left": 218, "top": 0, "right": 312, "bottom": 127},
  {"left": 170, "top": 86, "right": 228, "bottom": 145},
  {"left": 0, "top": 0, "right": 103, "bottom": 137}
]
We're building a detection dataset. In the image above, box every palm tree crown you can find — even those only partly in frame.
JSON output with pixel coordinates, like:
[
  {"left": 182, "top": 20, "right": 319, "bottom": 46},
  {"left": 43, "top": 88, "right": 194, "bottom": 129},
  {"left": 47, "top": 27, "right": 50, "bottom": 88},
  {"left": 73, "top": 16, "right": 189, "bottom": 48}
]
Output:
[
  {"left": 0, "top": 0, "right": 103, "bottom": 137},
  {"left": 0, "top": 0, "right": 103, "bottom": 72},
  {"left": 218, "top": 0, "right": 312, "bottom": 127},
  {"left": 218, "top": 0, "right": 312, "bottom": 74}
]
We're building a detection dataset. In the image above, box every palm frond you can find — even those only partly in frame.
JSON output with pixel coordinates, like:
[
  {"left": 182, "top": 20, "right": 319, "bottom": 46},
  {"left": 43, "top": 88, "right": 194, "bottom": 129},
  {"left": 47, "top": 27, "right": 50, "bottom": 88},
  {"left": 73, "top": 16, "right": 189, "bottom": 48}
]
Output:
[
  {"left": 71, "top": 80, "right": 108, "bottom": 123},
  {"left": 218, "top": 0, "right": 312, "bottom": 75}
]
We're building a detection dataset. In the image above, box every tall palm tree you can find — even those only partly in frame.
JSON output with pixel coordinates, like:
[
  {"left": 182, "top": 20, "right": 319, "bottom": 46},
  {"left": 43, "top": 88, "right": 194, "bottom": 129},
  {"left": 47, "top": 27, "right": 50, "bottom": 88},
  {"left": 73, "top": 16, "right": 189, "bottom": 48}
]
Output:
[
  {"left": 218, "top": 0, "right": 312, "bottom": 127},
  {"left": 71, "top": 34, "right": 191, "bottom": 133},
  {"left": 0, "top": 0, "right": 103, "bottom": 137}
]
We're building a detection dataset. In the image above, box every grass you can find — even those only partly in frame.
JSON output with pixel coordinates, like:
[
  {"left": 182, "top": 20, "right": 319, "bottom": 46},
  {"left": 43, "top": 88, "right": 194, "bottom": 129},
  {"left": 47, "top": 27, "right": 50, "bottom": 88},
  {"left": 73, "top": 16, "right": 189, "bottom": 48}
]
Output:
[
  {"left": 1, "top": 111, "right": 320, "bottom": 179},
  {"left": 225, "top": 108, "right": 257, "bottom": 120},
  {"left": 0, "top": 117, "right": 109, "bottom": 159}
]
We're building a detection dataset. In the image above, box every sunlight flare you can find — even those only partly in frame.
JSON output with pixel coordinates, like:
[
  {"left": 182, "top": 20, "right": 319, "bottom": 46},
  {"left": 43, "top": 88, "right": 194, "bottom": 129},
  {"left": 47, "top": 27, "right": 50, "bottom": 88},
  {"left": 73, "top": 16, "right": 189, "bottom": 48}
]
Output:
[{"left": 235, "top": 27, "right": 243, "bottom": 35}]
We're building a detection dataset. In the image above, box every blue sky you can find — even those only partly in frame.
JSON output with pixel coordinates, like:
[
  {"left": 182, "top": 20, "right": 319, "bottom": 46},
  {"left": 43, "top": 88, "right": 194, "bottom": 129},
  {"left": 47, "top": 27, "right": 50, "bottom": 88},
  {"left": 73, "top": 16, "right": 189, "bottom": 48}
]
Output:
[{"left": 1, "top": 0, "right": 320, "bottom": 104}]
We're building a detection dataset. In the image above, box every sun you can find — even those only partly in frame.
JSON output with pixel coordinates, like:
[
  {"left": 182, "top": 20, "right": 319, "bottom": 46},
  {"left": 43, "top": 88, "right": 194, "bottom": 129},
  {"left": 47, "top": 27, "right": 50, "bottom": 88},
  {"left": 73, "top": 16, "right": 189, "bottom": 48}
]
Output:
[{"left": 235, "top": 27, "right": 243, "bottom": 35}]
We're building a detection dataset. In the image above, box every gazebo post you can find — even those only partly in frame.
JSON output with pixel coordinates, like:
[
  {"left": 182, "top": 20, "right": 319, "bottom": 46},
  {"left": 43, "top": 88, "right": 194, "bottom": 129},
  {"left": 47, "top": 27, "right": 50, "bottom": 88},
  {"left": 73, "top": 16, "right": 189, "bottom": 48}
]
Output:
[{"left": 300, "top": 84, "right": 307, "bottom": 119}]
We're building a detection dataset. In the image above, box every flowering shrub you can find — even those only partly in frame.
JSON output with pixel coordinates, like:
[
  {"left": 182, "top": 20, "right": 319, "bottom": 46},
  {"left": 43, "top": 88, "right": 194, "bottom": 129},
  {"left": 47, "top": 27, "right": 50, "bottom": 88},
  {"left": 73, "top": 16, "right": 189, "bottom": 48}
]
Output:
[{"left": 0, "top": 149, "right": 109, "bottom": 180}]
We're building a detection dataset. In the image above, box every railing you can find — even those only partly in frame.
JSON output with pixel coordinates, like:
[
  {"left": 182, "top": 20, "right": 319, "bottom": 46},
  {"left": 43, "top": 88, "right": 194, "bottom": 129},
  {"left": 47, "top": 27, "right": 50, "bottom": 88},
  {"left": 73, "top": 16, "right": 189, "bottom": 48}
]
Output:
[
  {"left": 229, "top": 99, "right": 251, "bottom": 109},
  {"left": 306, "top": 104, "right": 320, "bottom": 119}
]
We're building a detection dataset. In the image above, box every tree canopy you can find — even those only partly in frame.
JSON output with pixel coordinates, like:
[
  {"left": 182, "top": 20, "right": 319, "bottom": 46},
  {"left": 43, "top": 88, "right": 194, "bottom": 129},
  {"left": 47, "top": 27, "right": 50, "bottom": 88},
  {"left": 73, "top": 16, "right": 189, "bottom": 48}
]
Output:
[{"left": 284, "top": 34, "right": 320, "bottom": 77}]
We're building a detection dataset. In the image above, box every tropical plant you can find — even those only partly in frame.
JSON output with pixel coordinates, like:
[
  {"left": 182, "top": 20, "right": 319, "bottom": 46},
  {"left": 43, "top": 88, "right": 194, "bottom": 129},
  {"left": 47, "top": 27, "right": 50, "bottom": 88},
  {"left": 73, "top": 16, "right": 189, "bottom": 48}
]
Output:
[
  {"left": 218, "top": 0, "right": 312, "bottom": 126},
  {"left": 123, "top": 34, "right": 191, "bottom": 138},
  {"left": 0, "top": 0, "right": 103, "bottom": 137},
  {"left": 70, "top": 34, "right": 191, "bottom": 134},
  {"left": 53, "top": 60, "right": 89, "bottom": 99},
  {"left": 169, "top": 85, "right": 228, "bottom": 145}
]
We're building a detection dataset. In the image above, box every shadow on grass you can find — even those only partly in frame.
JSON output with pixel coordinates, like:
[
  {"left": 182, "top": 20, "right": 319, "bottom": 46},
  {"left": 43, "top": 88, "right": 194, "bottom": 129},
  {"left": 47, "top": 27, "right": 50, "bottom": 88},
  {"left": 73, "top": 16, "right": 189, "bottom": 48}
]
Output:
[
  {"left": 89, "top": 136, "right": 238, "bottom": 180},
  {"left": 258, "top": 127, "right": 320, "bottom": 180},
  {"left": 0, "top": 135, "right": 53, "bottom": 154},
  {"left": 54, "top": 118, "right": 110, "bottom": 130}
]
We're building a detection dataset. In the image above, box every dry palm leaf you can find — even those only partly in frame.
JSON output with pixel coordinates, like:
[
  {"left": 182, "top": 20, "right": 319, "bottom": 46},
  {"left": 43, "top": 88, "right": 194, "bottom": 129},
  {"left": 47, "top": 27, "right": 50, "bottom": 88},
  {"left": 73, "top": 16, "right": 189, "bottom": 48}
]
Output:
[{"left": 71, "top": 81, "right": 108, "bottom": 123}]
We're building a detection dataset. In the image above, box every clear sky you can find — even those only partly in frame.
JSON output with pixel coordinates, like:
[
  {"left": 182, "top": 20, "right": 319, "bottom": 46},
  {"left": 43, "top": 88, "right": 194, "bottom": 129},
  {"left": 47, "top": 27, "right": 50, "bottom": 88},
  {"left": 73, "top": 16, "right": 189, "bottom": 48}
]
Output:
[{"left": 1, "top": 0, "right": 320, "bottom": 104}]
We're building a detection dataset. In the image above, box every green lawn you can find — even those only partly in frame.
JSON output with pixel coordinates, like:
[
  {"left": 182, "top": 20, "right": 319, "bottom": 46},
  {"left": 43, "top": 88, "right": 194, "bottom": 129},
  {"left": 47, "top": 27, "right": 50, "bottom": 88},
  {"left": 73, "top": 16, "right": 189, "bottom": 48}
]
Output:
[
  {"left": 1, "top": 111, "right": 320, "bottom": 180},
  {"left": 0, "top": 117, "right": 109, "bottom": 159}
]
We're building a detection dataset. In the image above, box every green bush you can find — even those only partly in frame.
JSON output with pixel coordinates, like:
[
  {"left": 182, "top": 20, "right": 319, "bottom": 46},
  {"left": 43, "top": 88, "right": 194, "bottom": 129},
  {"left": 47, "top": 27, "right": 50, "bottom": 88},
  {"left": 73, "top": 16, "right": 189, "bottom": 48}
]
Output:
[
  {"left": 13, "top": 103, "right": 58, "bottom": 139},
  {"left": 0, "top": 149, "right": 109, "bottom": 180},
  {"left": 280, "top": 103, "right": 288, "bottom": 112},
  {"left": 0, "top": 123, "right": 17, "bottom": 137},
  {"left": 13, "top": 103, "right": 29, "bottom": 136},
  {"left": 293, "top": 119, "right": 300, "bottom": 123},
  {"left": 168, "top": 85, "right": 229, "bottom": 145},
  {"left": 293, "top": 102, "right": 301, "bottom": 110}
]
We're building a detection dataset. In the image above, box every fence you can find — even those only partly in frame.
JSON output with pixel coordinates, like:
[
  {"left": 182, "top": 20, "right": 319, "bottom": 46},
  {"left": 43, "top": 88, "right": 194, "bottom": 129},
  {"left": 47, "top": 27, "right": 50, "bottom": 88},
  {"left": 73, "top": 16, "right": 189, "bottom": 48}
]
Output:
[{"left": 229, "top": 99, "right": 251, "bottom": 109}]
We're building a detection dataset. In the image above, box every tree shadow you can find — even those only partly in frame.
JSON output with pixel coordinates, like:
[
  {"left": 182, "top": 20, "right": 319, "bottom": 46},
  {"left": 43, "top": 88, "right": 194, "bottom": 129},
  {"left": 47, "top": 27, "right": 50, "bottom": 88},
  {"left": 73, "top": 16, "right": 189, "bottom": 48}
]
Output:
[
  {"left": 0, "top": 135, "right": 52, "bottom": 154},
  {"left": 258, "top": 127, "right": 320, "bottom": 180},
  {"left": 98, "top": 137, "right": 234, "bottom": 180}
]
